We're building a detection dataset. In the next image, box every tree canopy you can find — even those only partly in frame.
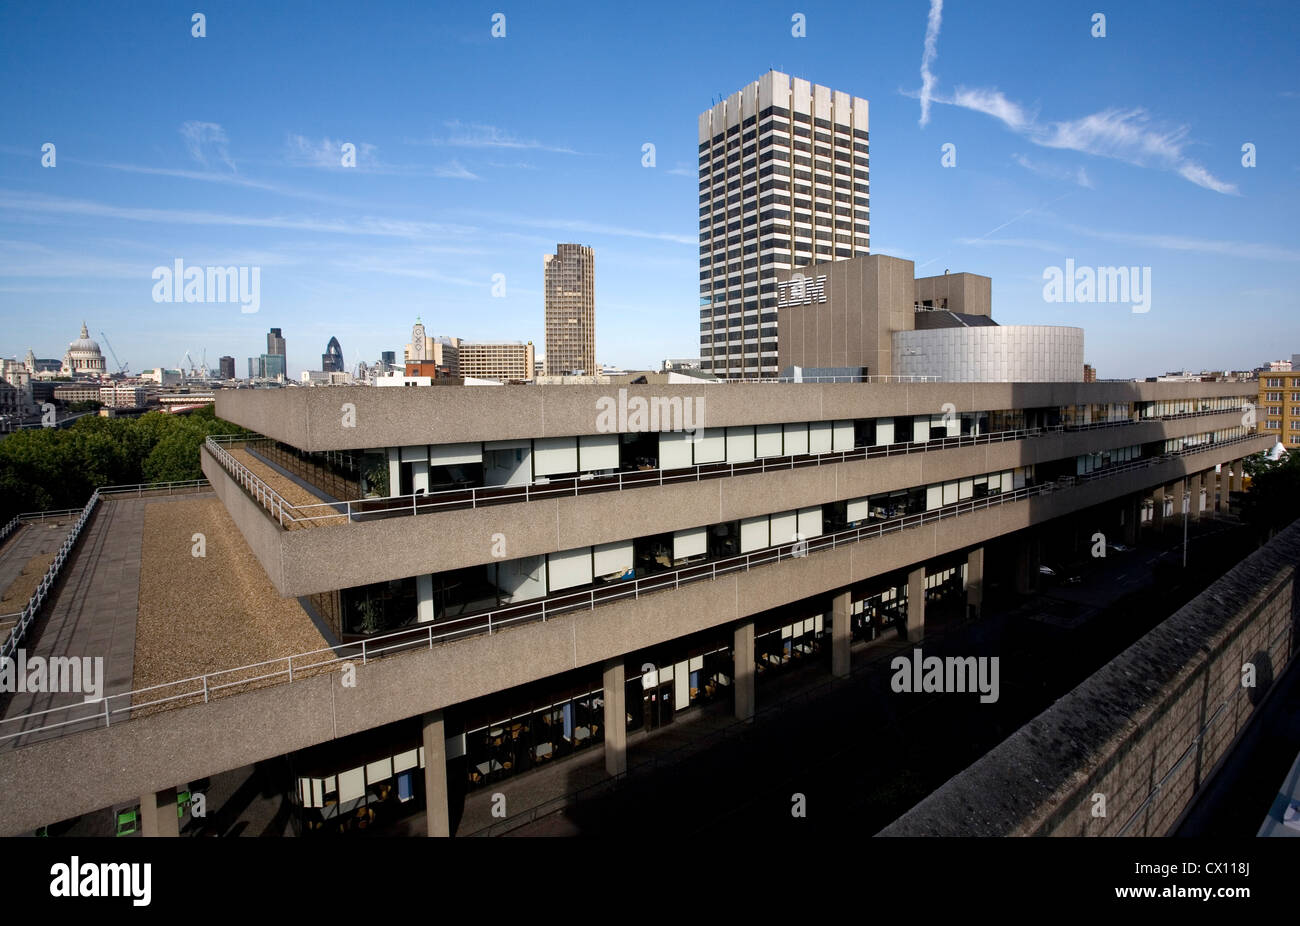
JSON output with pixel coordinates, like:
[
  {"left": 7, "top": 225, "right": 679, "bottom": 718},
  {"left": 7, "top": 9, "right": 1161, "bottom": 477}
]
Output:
[{"left": 0, "top": 406, "right": 243, "bottom": 521}]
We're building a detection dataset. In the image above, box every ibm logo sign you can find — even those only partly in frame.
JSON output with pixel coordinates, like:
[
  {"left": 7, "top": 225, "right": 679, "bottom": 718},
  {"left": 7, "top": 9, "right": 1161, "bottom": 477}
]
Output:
[{"left": 776, "top": 273, "right": 827, "bottom": 307}]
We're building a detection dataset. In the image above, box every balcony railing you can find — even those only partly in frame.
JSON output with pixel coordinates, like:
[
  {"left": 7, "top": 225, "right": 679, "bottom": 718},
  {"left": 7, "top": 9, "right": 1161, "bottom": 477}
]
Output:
[
  {"left": 207, "top": 423, "right": 1080, "bottom": 528},
  {"left": 0, "top": 431, "right": 1264, "bottom": 746}
]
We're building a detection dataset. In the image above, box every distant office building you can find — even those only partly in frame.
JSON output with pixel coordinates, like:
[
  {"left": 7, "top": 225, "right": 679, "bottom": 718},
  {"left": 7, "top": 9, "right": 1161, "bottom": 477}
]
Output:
[
  {"left": 661, "top": 358, "right": 703, "bottom": 372},
  {"left": 458, "top": 341, "right": 536, "bottom": 382},
  {"left": 404, "top": 320, "right": 460, "bottom": 375},
  {"left": 99, "top": 383, "right": 148, "bottom": 408},
  {"left": 52, "top": 384, "right": 100, "bottom": 404},
  {"left": 1084, "top": 364, "right": 1097, "bottom": 383},
  {"left": 699, "top": 71, "right": 871, "bottom": 378},
  {"left": 1259, "top": 370, "right": 1300, "bottom": 449},
  {"left": 248, "top": 354, "right": 286, "bottom": 381},
  {"left": 322, "top": 337, "right": 344, "bottom": 373},
  {"left": 544, "top": 244, "right": 595, "bottom": 375},
  {"left": 381, "top": 351, "right": 396, "bottom": 373},
  {"left": 267, "top": 328, "right": 286, "bottom": 358},
  {"left": 219, "top": 356, "right": 236, "bottom": 380},
  {"left": 141, "top": 368, "right": 182, "bottom": 387}
]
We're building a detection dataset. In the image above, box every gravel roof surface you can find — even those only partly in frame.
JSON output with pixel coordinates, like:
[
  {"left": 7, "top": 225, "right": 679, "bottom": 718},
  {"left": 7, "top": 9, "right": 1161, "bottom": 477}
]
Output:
[
  {"left": 132, "top": 497, "right": 335, "bottom": 709},
  {"left": 228, "top": 447, "right": 347, "bottom": 528}
]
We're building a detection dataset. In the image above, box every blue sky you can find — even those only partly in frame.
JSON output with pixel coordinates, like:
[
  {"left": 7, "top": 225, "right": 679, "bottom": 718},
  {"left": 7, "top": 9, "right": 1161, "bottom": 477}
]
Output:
[{"left": 1, "top": 0, "right": 1297, "bottom": 379}]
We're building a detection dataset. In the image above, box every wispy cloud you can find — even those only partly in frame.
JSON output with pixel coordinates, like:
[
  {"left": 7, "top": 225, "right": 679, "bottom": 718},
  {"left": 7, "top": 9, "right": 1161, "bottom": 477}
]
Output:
[
  {"left": 666, "top": 163, "right": 695, "bottom": 177},
  {"left": 0, "top": 190, "right": 479, "bottom": 240},
  {"left": 918, "top": 0, "right": 944, "bottom": 127},
  {"left": 935, "top": 90, "right": 1235, "bottom": 194},
  {"left": 419, "top": 120, "right": 582, "bottom": 155},
  {"left": 458, "top": 210, "right": 695, "bottom": 245},
  {"left": 956, "top": 236, "right": 1062, "bottom": 253},
  {"left": 1065, "top": 224, "right": 1300, "bottom": 261},
  {"left": 1012, "top": 153, "right": 1093, "bottom": 188},
  {"left": 179, "top": 121, "right": 235, "bottom": 171},
  {"left": 285, "top": 134, "right": 377, "bottom": 168}
]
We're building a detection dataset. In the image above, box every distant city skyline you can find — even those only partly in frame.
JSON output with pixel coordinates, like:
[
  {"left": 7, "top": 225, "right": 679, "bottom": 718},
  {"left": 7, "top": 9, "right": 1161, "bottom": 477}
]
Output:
[{"left": 1, "top": 1, "right": 1297, "bottom": 379}]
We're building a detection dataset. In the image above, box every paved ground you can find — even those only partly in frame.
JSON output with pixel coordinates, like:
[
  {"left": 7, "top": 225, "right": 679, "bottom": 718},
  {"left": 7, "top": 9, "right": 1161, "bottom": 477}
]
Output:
[
  {"left": 0, "top": 497, "right": 200, "bottom": 747},
  {"left": 0, "top": 518, "right": 72, "bottom": 611}
]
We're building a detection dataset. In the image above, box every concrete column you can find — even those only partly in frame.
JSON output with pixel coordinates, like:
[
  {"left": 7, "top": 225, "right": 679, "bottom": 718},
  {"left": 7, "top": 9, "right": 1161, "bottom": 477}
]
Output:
[
  {"left": 733, "top": 622, "right": 755, "bottom": 721},
  {"left": 417, "top": 574, "right": 435, "bottom": 623},
  {"left": 1014, "top": 534, "right": 1040, "bottom": 594},
  {"left": 422, "top": 710, "right": 450, "bottom": 837},
  {"left": 1218, "top": 464, "right": 1231, "bottom": 514},
  {"left": 1189, "top": 472, "right": 1203, "bottom": 521},
  {"left": 831, "top": 591, "right": 851, "bottom": 678},
  {"left": 965, "top": 548, "right": 984, "bottom": 620},
  {"left": 1231, "top": 459, "right": 1244, "bottom": 493},
  {"left": 140, "top": 787, "right": 179, "bottom": 838},
  {"left": 602, "top": 660, "right": 627, "bottom": 776},
  {"left": 906, "top": 566, "right": 925, "bottom": 642},
  {"left": 1152, "top": 485, "right": 1166, "bottom": 532},
  {"left": 1123, "top": 494, "right": 1140, "bottom": 545}
]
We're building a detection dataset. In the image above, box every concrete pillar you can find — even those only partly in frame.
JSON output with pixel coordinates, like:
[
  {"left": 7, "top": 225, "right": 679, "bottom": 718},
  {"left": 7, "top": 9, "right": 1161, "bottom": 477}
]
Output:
[
  {"left": 1231, "top": 459, "right": 1244, "bottom": 493},
  {"left": 1189, "top": 472, "right": 1202, "bottom": 521},
  {"left": 1152, "top": 485, "right": 1166, "bottom": 532},
  {"left": 733, "top": 622, "right": 755, "bottom": 721},
  {"left": 965, "top": 548, "right": 984, "bottom": 620},
  {"left": 831, "top": 591, "right": 851, "bottom": 678},
  {"left": 1217, "top": 464, "right": 1231, "bottom": 514},
  {"left": 1014, "top": 534, "right": 1040, "bottom": 594},
  {"left": 422, "top": 710, "right": 450, "bottom": 837},
  {"left": 140, "top": 787, "right": 179, "bottom": 838},
  {"left": 417, "top": 574, "right": 435, "bottom": 623},
  {"left": 602, "top": 660, "right": 627, "bottom": 776},
  {"left": 1123, "top": 494, "right": 1140, "bottom": 545},
  {"left": 905, "top": 566, "right": 925, "bottom": 642}
]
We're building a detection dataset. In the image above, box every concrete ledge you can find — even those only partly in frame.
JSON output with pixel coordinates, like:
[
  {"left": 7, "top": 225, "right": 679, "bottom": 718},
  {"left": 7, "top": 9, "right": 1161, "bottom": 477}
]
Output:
[{"left": 879, "top": 517, "right": 1300, "bottom": 837}]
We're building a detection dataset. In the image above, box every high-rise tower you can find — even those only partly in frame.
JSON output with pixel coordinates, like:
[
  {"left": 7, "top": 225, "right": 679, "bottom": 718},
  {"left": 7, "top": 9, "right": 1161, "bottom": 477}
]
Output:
[
  {"left": 543, "top": 244, "right": 595, "bottom": 376},
  {"left": 698, "top": 71, "right": 869, "bottom": 378}
]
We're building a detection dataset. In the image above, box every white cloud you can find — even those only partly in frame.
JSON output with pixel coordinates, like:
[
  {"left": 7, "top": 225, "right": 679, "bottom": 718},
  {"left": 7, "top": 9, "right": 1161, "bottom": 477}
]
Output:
[
  {"left": 935, "top": 92, "right": 1236, "bottom": 194},
  {"left": 179, "top": 121, "right": 235, "bottom": 171},
  {"left": 423, "top": 121, "right": 581, "bottom": 155},
  {"left": 1012, "top": 153, "right": 1093, "bottom": 188},
  {"left": 1065, "top": 224, "right": 1300, "bottom": 261},
  {"left": 918, "top": 0, "right": 944, "bottom": 127}
]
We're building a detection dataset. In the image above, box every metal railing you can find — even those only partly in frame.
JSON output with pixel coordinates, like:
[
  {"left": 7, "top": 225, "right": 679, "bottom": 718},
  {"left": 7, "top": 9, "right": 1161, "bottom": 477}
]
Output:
[
  {"left": 0, "top": 491, "right": 101, "bottom": 663},
  {"left": 208, "top": 424, "right": 1069, "bottom": 528},
  {"left": 0, "top": 430, "right": 1268, "bottom": 745},
  {"left": 0, "top": 480, "right": 212, "bottom": 663}
]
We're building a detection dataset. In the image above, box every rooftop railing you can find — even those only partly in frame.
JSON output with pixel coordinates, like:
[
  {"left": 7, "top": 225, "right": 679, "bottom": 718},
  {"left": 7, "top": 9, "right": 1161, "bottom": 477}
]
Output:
[{"left": 0, "top": 430, "right": 1265, "bottom": 746}]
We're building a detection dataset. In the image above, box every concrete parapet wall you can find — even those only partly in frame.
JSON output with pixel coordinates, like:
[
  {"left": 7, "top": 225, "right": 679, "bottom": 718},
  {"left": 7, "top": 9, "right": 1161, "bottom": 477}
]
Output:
[{"left": 880, "top": 519, "right": 1300, "bottom": 837}]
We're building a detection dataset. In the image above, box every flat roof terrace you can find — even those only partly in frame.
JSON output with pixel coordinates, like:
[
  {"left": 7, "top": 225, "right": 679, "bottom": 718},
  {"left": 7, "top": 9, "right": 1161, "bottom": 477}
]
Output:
[{"left": 0, "top": 492, "right": 333, "bottom": 747}]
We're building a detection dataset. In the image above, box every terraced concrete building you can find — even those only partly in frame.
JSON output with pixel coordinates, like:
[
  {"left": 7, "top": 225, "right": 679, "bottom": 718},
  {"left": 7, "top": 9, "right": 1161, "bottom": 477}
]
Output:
[{"left": 0, "top": 374, "right": 1269, "bottom": 836}]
